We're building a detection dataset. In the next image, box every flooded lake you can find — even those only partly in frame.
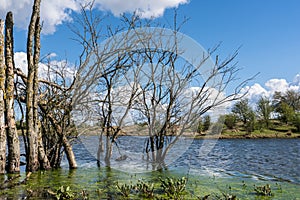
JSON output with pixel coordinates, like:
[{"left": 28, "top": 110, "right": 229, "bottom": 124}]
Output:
[
  {"left": 1, "top": 137, "right": 300, "bottom": 199},
  {"left": 74, "top": 136, "right": 300, "bottom": 184}
]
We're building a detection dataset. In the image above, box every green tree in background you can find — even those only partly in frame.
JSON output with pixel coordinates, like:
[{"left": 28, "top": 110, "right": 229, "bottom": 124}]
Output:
[
  {"left": 256, "top": 96, "right": 273, "bottom": 128},
  {"left": 196, "top": 118, "right": 203, "bottom": 133},
  {"left": 292, "top": 113, "right": 300, "bottom": 132},
  {"left": 284, "top": 90, "right": 300, "bottom": 111},
  {"left": 203, "top": 115, "right": 211, "bottom": 132},
  {"left": 276, "top": 102, "right": 295, "bottom": 124},
  {"left": 232, "top": 99, "right": 256, "bottom": 133},
  {"left": 232, "top": 99, "right": 252, "bottom": 125},
  {"left": 224, "top": 114, "right": 237, "bottom": 129},
  {"left": 272, "top": 90, "right": 300, "bottom": 124},
  {"left": 245, "top": 110, "right": 256, "bottom": 134}
]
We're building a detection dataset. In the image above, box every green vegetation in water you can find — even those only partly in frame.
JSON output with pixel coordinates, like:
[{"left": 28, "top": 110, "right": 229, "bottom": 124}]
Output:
[
  {"left": 135, "top": 180, "right": 155, "bottom": 198},
  {"left": 115, "top": 177, "right": 187, "bottom": 199},
  {"left": 254, "top": 184, "right": 272, "bottom": 196},
  {"left": 116, "top": 182, "right": 132, "bottom": 197},
  {"left": 0, "top": 168, "right": 300, "bottom": 199},
  {"left": 160, "top": 176, "right": 187, "bottom": 199},
  {"left": 55, "top": 185, "right": 75, "bottom": 199}
]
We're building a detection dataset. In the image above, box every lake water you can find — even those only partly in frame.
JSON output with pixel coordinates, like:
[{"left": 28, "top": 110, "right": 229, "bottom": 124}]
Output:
[
  {"left": 3, "top": 137, "right": 299, "bottom": 199},
  {"left": 69, "top": 136, "right": 300, "bottom": 184}
]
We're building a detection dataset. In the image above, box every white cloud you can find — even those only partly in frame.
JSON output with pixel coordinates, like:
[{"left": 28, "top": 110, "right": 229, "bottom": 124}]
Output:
[
  {"left": 240, "top": 74, "right": 300, "bottom": 107},
  {"left": 0, "top": 0, "right": 79, "bottom": 34},
  {"left": 265, "top": 79, "right": 289, "bottom": 93},
  {"left": 94, "top": 0, "right": 189, "bottom": 18},
  {"left": 0, "top": 0, "right": 188, "bottom": 34},
  {"left": 14, "top": 51, "right": 75, "bottom": 81},
  {"left": 241, "top": 83, "right": 269, "bottom": 104},
  {"left": 40, "top": 0, "right": 79, "bottom": 34},
  {"left": 293, "top": 74, "right": 300, "bottom": 86},
  {"left": 14, "top": 52, "right": 28, "bottom": 74},
  {"left": 182, "top": 86, "right": 229, "bottom": 121}
]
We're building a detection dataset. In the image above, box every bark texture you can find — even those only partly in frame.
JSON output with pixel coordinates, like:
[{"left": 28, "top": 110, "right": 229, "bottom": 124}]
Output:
[
  {"left": 5, "top": 12, "right": 20, "bottom": 173},
  {"left": 0, "top": 19, "right": 6, "bottom": 174},
  {"left": 39, "top": 104, "right": 77, "bottom": 169},
  {"left": 26, "top": 0, "right": 42, "bottom": 172},
  {"left": 33, "top": 15, "right": 51, "bottom": 170}
]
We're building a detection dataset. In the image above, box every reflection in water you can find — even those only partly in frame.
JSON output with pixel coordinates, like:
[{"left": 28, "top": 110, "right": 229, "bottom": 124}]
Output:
[
  {"left": 69, "top": 137, "right": 300, "bottom": 184},
  {"left": 98, "top": 167, "right": 115, "bottom": 199}
]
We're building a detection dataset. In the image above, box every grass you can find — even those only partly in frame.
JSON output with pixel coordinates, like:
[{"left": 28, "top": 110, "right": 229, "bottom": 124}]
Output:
[{"left": 217, "top": 121, "right": 300, "bottom": 139}]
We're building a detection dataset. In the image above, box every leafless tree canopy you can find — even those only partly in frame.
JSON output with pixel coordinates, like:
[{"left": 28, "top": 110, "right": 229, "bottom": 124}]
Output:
[
  {"left": 0, "top": 1, "right": 254, "bottom": 174},
  {"left": 70, "top": 5, "right": 253, "bottom": 169}
]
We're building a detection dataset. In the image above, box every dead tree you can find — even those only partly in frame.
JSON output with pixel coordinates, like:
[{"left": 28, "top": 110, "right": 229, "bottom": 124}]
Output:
[
  {"left": 38, "top": 60, "right": 77, "bottom": 169},
  {"left": 4, "top": 12, "right": 20, "bottom": 173},
  {"left": 0, "top": 0, "right": 77, "bottom": 171},
  {"left": 15, "top": 57, "right": 78, "bottom": 169},
  {"left": 0, "top": 19, "right": 6, "bottom": 174},
  {"left": 126, "top": 27, "right": 253, "bottom": 169},
  {"left": 95, "top": 54, "right": 140, "bottom": 166},
  {"left": 69, "top": 6, "right": 253, "bottom": 170},
  {"left": 26, "top": 0, "right": 51, "bottom": 171},
  {"left": 70, "top": 5, "right": 147, "bottom": 166}
]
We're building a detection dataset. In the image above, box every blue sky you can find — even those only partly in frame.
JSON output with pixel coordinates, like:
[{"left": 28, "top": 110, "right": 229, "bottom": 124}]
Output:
[
  {"left": 178, "top": 0, "right": 300, "bottom": 85},
  {"left": 1, "top": 0, "right": 300, "bottom": 101}
]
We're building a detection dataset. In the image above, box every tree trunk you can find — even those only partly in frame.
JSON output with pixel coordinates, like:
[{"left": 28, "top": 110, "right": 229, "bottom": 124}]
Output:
[
  {"left": 0, "top": 19, "right": 6, "bottom": 174},
  {"left": 97, "top": 132, "right": 104, "bottom": 167},
  {"left": 4, "top": 12, "right": 20, "bottom": 173},
  {"left": 38, "top": 104, "right": 77, "bottom": 169},
  {"left": 37, "top": 130, "right": 51, "bottom": 169},
  {"left": 62, "top": 135, "right": 77, "bottom": 169},
  {"left": 26, "top": 0, "right": 41, "bottom": 172},
  {"left": 104, "top": 134, "right": 112, "bottom": 166},
  {"left": 33, "top": 14, "right": 51, "bottom": 170}
]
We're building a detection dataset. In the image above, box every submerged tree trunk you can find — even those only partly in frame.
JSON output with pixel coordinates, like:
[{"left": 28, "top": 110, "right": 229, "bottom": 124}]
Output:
[
  {"left": 26, "top": 0, "right": 41, "bottom": 172},
  {"left": 0, "top": 19, "right": 6, "bottom": 174},
  {"left": 104, "top": 134, "right": 112, "bottom": 166},
  {"left": 38, "top": 102, "right": 77, "bottom": 169},
  {"left": 62, "top": 135, "right": 77, "bottom": 169},
  {"left": 37, "top": 130, "right": 51, "bottom": 169},
  {"left": 97, "top": 132, "right": 104, "bottom": 167},
  {"left": 4, "top": 12, "right": 20, "bottom": 173},
  {"left": 33, "top": 14, "right": 51, "bottom": 170}
]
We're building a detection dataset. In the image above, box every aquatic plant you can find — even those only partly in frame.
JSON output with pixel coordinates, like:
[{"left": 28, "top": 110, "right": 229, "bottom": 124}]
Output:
[
  {"left": 198, "top": 193, "right": 237, "bottom": 200},
  {"left": 160, "top": 177, "right": 187, "bottom": 199},
  {"left": 135, "top": 180, "right": 155, "bottom": 198},
  {"left": 116, "top": 182, "right": 133, "bottom": 197},
  {"left": 80, "top": 190, "right": 89, "bottom": 200},
  {"left": 55, "top": 185, "right": 75, "bottom": 200},
  {"left": 221, "top": 192, "right": 238, "bottom": 200},
  {"left": 254, "top": 184, "right": 272, "bottom": 196}
]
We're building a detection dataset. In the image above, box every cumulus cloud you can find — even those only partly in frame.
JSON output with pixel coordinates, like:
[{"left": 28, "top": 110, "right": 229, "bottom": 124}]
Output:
[
  {"left": 293, "top": 74, "right": 300, "bottom": 85},
  {"left": 14, "top": 52, "right": 28, "bottom": 74},
  {"left": 240, "top": 83, "right": 269, "bottom": 104},
  {"left": 14, "top": 51, "right": 75, "bottom": 81},
  {"left": 0, "top": 0, "right": 188, "bottom": 34},
  {"left": 241, "top": 74, "right": 300, "bottom": 106},
  {"left": 40, "top": 0, "right": 79, "bottom": 34},
  {"left": 0, "top": 0, "right": 79, "bottom": 34},
  {"left": 181, "top": 86, "right": 229, "bottom": 121},
  {"left": 94, "top": 0, "right": 189, "bottom": 18},
  {"left": 265, "top": 79, "right": 289, "bottom": 93}
]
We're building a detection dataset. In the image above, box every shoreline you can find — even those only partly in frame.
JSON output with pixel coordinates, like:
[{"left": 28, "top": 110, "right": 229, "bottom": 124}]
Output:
[{"left": 79, "top": 130, "right": 300, "bottom": 139}]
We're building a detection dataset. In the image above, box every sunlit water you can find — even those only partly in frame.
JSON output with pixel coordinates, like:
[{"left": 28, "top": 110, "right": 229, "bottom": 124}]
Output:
[
  {"left": 59, "top": 136, "right": 300, "bottom": 184},
  {"left": 4, "top": 136, "right": 299, "bottom": 199}
]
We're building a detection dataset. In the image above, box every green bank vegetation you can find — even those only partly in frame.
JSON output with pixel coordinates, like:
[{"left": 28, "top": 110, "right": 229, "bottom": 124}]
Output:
[{"left": 195, "top": 90, "right": 300, "bottom": 139}]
